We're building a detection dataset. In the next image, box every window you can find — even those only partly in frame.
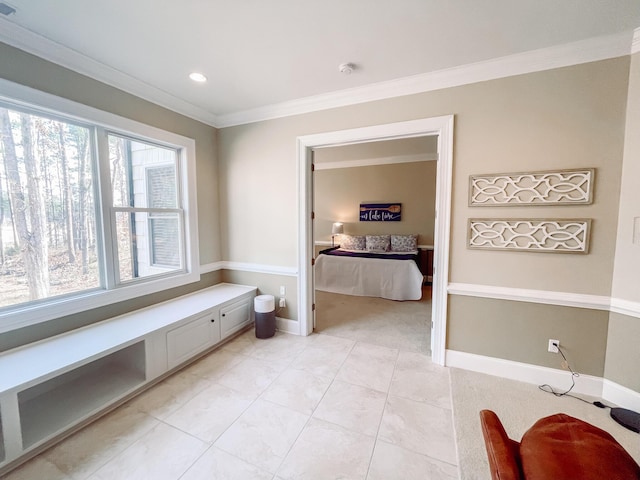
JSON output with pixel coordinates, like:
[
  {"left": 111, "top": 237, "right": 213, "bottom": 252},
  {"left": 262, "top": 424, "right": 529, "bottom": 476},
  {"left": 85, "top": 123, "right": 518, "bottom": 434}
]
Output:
[
  {"left": 0, "top": 80, "right": 199, "bottom": 332},
  {"left": 109, "top": 136, "right": 183, "bottom": 279}
]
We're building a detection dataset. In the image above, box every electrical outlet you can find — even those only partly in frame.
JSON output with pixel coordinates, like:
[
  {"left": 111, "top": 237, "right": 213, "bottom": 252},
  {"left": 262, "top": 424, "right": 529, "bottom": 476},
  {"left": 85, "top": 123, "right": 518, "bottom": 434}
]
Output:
[
  {"left": 280, "top": 286, "right": 286, "bottom": 296},
  {"left": 548, "top": 339, "right": 559, "bottom": 353},
  {"left": 279, "top": 297, "right": 286, "bottom": 308}
]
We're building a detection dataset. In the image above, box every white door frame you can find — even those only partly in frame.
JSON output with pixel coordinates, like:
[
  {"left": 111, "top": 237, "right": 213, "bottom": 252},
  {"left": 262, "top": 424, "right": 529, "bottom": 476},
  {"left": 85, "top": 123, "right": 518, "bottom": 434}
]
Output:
[{"left": 296, "top": 116, "right": 454, "bottom": 365}]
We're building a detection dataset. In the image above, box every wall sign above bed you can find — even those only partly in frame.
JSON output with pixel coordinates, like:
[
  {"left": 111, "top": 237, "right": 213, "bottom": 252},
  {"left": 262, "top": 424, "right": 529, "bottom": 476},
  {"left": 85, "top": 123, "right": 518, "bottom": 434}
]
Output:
[{"left": 360, "top": 203, "right": 402, "bottom": 221}]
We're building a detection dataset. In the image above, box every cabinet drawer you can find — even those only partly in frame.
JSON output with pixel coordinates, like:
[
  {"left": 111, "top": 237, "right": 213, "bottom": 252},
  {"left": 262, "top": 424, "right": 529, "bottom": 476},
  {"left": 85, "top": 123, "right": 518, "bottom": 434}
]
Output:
[
  {"left": 220, "top": 299, "right": 252, "bottom": 339},
  {"left": 167, "top": 312, "right": 220, "bottom": 369}
]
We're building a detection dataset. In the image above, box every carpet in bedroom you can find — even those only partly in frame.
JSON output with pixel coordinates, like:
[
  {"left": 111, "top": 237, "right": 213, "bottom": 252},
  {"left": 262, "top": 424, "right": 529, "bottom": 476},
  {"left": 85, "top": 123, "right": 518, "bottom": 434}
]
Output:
[
  {"left": 314, "top": 287, "right": 432, "bottom": 355},
  {"left": 450, "top": 367, "right": 640, "bottom": 480}
]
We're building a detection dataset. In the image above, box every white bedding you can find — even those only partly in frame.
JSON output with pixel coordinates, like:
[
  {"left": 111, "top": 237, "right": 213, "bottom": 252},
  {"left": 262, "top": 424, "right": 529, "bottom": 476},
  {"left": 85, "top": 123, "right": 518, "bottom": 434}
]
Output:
[{"left": 314, "top": 252, "right": 424, "bottom": 301}]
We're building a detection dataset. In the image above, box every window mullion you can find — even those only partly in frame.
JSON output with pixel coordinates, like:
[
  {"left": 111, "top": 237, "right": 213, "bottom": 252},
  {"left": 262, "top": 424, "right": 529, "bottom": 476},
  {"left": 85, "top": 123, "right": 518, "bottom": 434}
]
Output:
[{"left": 95, "top": 127, "right": 119, "bottom": 289}]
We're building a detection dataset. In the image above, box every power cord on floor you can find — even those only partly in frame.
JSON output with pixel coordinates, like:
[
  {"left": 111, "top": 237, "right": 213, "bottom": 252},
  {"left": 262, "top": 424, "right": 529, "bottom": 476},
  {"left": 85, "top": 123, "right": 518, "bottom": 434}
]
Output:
[{"left": 538, "top": 344, "right": 612, "bottom": 409}]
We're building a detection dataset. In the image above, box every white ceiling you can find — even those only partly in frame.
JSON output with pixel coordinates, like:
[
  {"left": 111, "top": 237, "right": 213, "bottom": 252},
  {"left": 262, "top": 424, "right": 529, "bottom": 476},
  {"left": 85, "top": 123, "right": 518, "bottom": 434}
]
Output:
[{"left": 1, "top": 0, "right": 639, "bottom": 127}]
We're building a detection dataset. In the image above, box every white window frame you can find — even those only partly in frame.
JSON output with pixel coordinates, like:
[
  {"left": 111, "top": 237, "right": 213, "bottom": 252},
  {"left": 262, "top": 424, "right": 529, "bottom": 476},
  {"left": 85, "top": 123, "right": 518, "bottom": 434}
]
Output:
[{"left": 0, "top": 79, "right": 200, "bottom": 334}]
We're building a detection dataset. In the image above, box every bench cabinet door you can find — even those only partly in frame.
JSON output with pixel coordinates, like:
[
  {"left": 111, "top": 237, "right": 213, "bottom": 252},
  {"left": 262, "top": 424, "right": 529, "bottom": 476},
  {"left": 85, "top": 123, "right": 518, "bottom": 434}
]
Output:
[
  {"left": 220, "top": 298, "right": 253, "bottom": 339},
  {"left": 167, "top": 311, "right": 220, "bottom": 369}
]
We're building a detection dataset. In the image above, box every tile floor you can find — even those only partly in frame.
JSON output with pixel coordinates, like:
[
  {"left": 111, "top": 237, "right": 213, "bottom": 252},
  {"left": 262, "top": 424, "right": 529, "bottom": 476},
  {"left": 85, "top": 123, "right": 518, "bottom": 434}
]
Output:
[{"left": 2, "top": 330, "right": 459, "bottom": 480}]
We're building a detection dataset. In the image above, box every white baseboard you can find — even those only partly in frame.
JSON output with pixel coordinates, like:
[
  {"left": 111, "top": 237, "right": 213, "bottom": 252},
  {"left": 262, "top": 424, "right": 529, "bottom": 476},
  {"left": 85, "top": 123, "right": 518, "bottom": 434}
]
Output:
[
  {"left": 276, "top": 316, "right": 300, "bottom": 335},
  {"left": 602, "top": 379, "right": 640, "bottom": 412},
  {"left": 445, "top": 350, "right": 604, "bottom": 398},
  {"left": 446, "top": 350, "right": 640, "bottom": 410}
]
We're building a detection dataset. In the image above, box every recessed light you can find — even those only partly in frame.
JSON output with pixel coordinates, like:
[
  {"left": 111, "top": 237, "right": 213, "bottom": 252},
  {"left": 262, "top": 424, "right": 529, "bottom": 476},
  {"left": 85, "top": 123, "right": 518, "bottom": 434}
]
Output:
[{"left": 189, "top": 72, "right": 207, "bottom": 83}]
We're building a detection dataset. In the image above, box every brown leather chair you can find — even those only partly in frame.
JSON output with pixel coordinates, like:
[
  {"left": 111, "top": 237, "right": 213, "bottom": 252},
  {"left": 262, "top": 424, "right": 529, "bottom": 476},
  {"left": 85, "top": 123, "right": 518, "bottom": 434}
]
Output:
[{"left": 479, "top": 409, "right": 640, "bottom": 480}]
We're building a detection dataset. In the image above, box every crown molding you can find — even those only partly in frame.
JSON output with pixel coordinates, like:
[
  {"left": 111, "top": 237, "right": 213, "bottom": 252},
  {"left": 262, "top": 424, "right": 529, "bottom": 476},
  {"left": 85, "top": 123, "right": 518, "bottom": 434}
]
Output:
[
  {"left": 0, "top": 18, "right": 219, "bottom": 127},
  {"left": 1, "top": 16, "right": 634, "bottom": 129},
  {"left": 217, "top": 30, "right": 634, "bottom": 127},
  {"left": 633, "top": 27, "right": 640, "bottom": 54}
]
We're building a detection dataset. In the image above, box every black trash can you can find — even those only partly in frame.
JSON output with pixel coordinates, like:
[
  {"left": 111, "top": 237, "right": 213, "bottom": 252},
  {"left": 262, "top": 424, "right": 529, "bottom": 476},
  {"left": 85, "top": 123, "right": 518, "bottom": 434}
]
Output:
[{"left": 254, "top": 294, "right": 276, "bottom": 339}]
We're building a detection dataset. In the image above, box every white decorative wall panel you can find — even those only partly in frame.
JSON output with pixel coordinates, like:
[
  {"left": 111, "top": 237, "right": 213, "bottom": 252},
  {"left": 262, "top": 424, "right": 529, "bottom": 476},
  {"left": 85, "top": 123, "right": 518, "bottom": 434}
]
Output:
[
  {"left": 468, "top": 219, "right": 591, "bottom": 253},
  {"left": 469, "top": 169, "right": 594, "bottom": 206}
]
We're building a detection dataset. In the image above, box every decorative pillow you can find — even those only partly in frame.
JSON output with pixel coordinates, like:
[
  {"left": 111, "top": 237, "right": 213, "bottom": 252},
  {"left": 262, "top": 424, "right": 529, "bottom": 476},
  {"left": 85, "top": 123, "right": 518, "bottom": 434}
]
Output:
[
  {"left": 391, "top": 234, "right": 418, "bottom": 252},
  {"left": 366, "top": 235, "right": 391, "bottom": 252},
  {"left": 340, "top": 234, "right": 366, "bottom": 250}
]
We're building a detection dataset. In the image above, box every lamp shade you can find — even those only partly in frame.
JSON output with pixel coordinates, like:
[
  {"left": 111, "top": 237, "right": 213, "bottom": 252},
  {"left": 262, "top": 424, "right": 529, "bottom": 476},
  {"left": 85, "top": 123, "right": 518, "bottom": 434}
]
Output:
[{"left": 332, "top": 222, "right": 344, "bottom": 234}]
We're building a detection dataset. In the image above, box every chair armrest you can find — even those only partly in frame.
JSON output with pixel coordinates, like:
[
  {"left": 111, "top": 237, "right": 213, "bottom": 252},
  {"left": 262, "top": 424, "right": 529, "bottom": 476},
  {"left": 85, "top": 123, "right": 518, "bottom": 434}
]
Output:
[{"left": 480, "top": 410, "right": 523, "bottom": 480}]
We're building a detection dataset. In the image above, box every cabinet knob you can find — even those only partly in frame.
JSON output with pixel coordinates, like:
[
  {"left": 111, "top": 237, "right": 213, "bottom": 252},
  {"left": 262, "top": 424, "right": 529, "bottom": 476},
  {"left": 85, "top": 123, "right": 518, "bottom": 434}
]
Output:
[
  {"left": 211, "top": 319, "right": 215, "bottom": 323},
  {"left": 222, "top": 313, "right": 225, "bottom": 317}
]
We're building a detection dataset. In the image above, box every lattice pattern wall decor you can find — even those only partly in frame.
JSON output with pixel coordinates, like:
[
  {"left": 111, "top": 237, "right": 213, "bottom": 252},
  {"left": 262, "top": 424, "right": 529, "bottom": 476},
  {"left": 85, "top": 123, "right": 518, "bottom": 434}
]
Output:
[
  {"left": 468, "top": 219, "right": 591, "bottom": 253},
  {"left": 469, "top": 169, "right": 594, "bottom": 206}
]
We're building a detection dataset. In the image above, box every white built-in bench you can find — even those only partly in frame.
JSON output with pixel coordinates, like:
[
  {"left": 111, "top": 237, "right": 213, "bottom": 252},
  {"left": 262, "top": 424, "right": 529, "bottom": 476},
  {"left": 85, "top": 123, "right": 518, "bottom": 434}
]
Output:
[{"left": 0, "top": 282, "right": 257, "bottom": 474}]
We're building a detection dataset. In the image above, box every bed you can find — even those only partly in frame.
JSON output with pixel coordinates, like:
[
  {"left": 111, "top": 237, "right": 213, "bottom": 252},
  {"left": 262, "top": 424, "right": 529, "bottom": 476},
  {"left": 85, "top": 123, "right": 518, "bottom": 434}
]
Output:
[{"left": 314, "top": 234, "right": 424, "bottom": 301}]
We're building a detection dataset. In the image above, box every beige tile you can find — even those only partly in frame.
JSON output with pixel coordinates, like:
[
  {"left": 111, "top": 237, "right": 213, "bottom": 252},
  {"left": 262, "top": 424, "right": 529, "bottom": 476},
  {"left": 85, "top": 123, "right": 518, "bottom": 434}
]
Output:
[
  {"left": 311, "top": 334, "right": 356, "bottom": 352},
  {"left": 277, "top": 417, "right": 375, "bottom": 480},
  {"left": 124, "top": 370, "right": 212, "bottom": 420},
  {"left": 215, "top": 399, "right": 309, "bottom": 473},
  {"left": 336, "top": 342, "right": 398, "bottom": 392},
  {"left": 44, "top": 403, "right": 158, "bottom": 479},
  {"left": 378, "top": 395, "right": 457, "bottom": 465},
  {"left": 390, "top": 351, "right": 452, "bottom": 409},
  {"left": 249, "top": 331, "right": 314, "bottom": 362},
  {"left": 261, "top": 368, "right": 332, "bottom": 415},
  {"left": 313, "top": 380, "right": 387, "bottom": 436},
  {"left": 183, "top": 348, "right": 246, "bottom": 381},
  {"left": 163, "top": 383, "right": 256, "bottom": 442},
  {"left": 181, "top": 446, "right": 273, "bottom": 480},
  {"left": 217, "top": 355, "right": 290, "bottom": 396},
  {"left": 290, "top": 336, "right": 354, "bottom": 378},
  {"left": 367, "top": 440, "right": 459, "bottom": 480},
  {"left": 220, "top": 329, "right": 260, "bottom": 356},
  {"left": 88, "top": 422, "right": 207, "bottom": 480},
  {"left": 1, "top": 456, "right": 71, "bottom": 480}
]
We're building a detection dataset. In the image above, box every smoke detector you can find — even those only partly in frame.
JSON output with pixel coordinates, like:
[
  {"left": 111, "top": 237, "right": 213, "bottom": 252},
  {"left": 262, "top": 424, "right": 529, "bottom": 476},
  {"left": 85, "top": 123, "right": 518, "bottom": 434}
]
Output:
[{"left": 338, "top": 63, "right": 356, "bottom": 75}]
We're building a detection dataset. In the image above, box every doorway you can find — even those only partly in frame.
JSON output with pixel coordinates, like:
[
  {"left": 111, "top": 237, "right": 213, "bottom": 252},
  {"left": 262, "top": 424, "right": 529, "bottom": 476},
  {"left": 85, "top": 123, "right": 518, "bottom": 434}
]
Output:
[
  {"left": 312, "top": 137, "right": 436, "bottom": 354},
  {"left": 297, "top": 116, "right": 454, "bottom": 365}
]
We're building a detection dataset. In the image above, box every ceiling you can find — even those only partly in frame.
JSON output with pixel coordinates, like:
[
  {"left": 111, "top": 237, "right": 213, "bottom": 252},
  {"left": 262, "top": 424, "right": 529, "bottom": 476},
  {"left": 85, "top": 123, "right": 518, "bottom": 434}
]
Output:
[{"left": 1, "top": 1, "right": 638, "bottom": 127}]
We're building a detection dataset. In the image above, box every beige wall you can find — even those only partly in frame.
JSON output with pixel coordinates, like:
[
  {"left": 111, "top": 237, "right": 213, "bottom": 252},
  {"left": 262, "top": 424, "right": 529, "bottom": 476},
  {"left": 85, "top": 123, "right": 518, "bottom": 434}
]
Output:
[
  {"left": 220, "top": 59, "right": 628, "bottom": 294},
  {"left": 0, "top": 43, "right": 222, "bottom": 350},
  {"left": 611, "top": 52, "right": 640, "bottom": 303},
  {"left": 447, "top": 296, "right": 608, "bottom": 376},
  {"left": 605, "top": 51, "right": 640, "bottom": 391},
  {"left": 219, "top": 57, "right": 630, "bottom": 377},
  {"left": 604, "top": 313, "right": 640, "bottom": 391},
  {"left": 222, "top": 270, "right": 298, "bottom": 321},
  {"left": 314, "top": 161, "right": 437, "bottom": 245}
]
